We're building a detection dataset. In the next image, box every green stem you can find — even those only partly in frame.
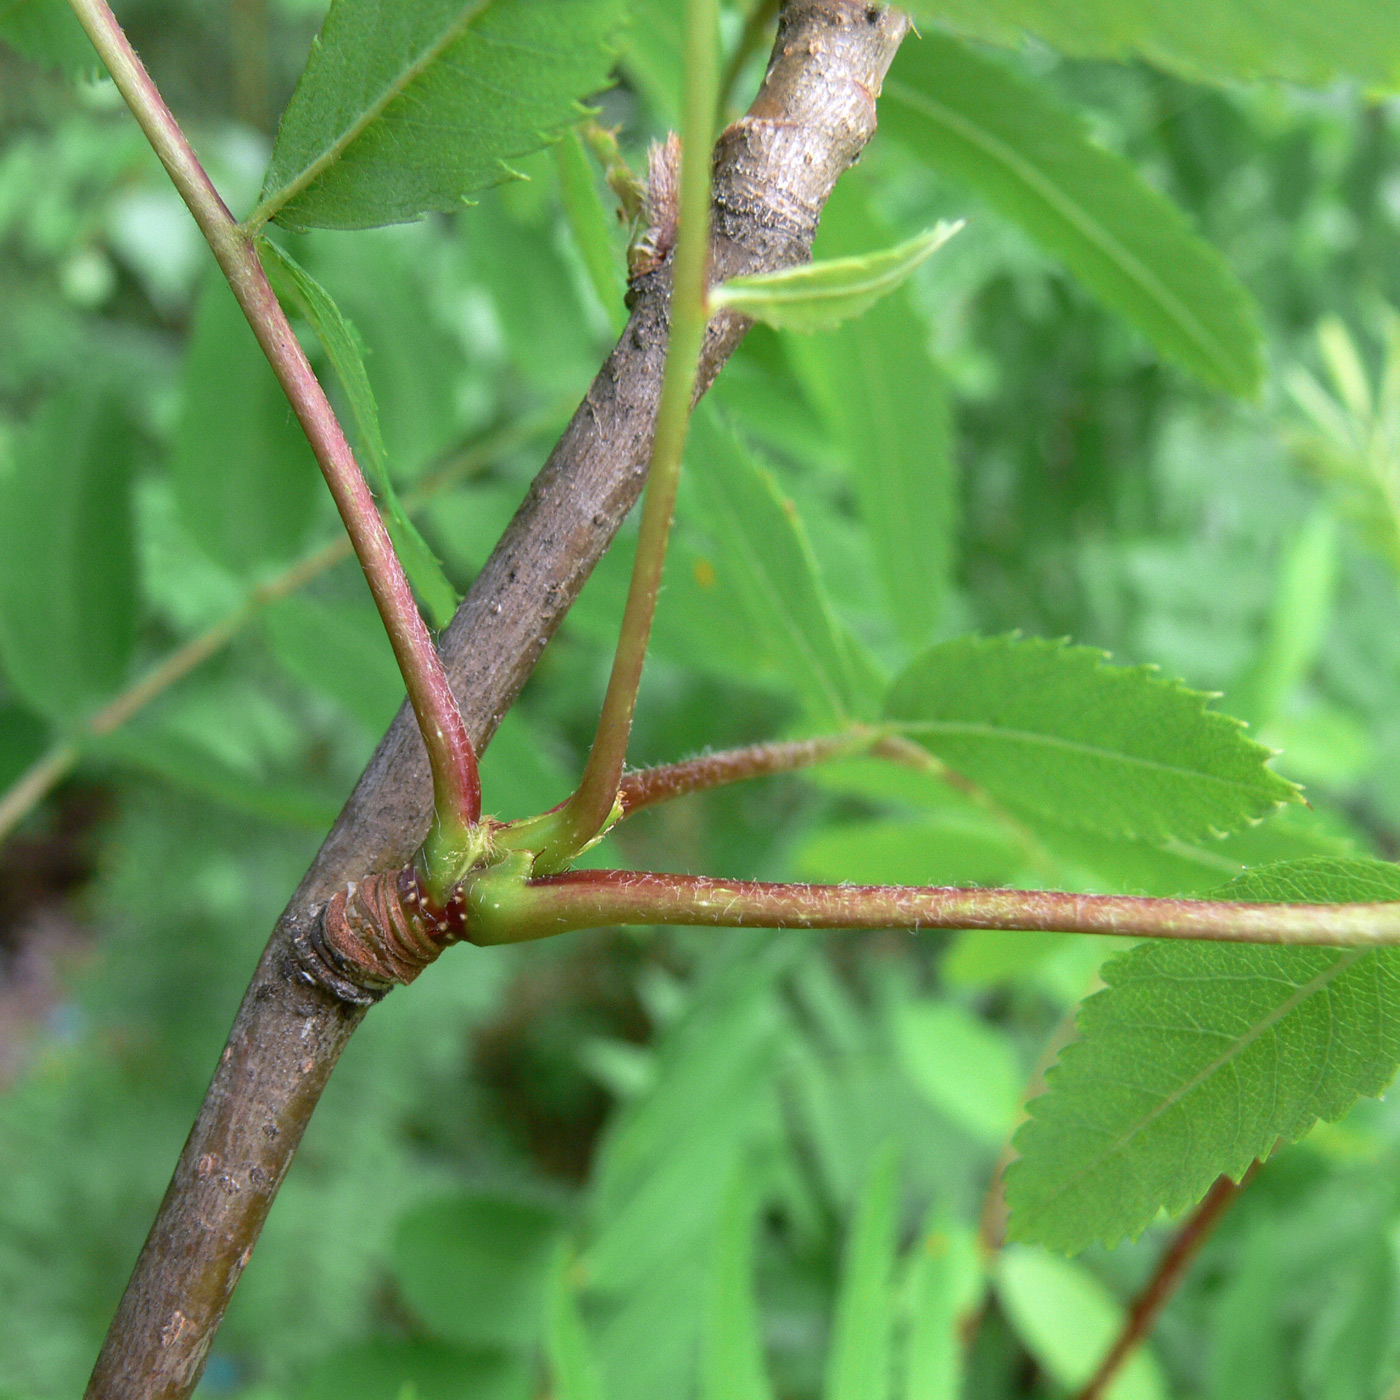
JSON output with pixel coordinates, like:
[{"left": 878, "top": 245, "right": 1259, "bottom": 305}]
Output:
[
  {"left": 533, "top": 0, "right": 721, "bottom": 872},
  {"left": 462, "top": 866, "right": 1400, "bottom": 948},
  {"left": 64, "top": 0, "right": 481, "bottom": 862}
]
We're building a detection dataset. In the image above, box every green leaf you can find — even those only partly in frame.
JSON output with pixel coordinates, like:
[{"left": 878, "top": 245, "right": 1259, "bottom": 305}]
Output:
[
  {"left": 171, "top": 272, "right": 321, "bottom": 574},
  {"left": 902, "top": 1218, "right": 982, "bottom": 1400},
  {"left": 392, "top": 1188, "right": 566, "bottom": 1350},
  {"left": 554, "top": 129, "right": 627, "bottom": 333},
  {"left": 299, "top": 1338, "right": 531, "bottom": 1400},
  {"left": 700, "top": 1171, "right": 773, "bottom": 1400},
  {"left": 547, "top": 1248, "right": 609, "bottom": 1400},
  {"left": 882, "top": 36, "right": 1262, "bottom": 396},
  {"left": 262, "top": 593, "right": 405, "bottom": 730},
  {"left": 1006, "top": 857, "right": 1400, "bottom": 1253},
  {"left": 884, "top": 635, "right": 1300, "bottom": 843},
  {"left": 254, "top": 0, "right": 628, "bottom": 231},
  {"left": 0, "top": 0, "right": 99, "bottom": 78},
  {"left": 905, "top": 0, "right": 1400, "bottom": 90},
  {"left": 784, "top": 182, "right": 956, "bottom": 649},
  {"left": 687, "top": 406, "right": 858, "bottom": 726},
  {"left": 711, "top": 222, "right": 962, "bottom": 334},
  {"left": 996, "top": 1247, "right": 1168, "bottom": 1400},
  {"left": 259, "top": 239, "right": 458, "bottom": 626},
  {"left": 823, "top": 1140, "right": 900, "bottom": 1400},
  {"left": 0, "top": 388, "right": 136, "bottom": 719},
  {"left": 891, "top": 1001, "right": 1022, "bottom": 1147}
]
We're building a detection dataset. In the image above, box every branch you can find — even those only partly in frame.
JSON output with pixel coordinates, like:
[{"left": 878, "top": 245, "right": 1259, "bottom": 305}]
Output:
[
  {"left": 463, "top": 868, "right": 1400, "bottom": 947},
  {"left": 1074, "top": 1169, "right": 1254, "bottom": 1400},
  {"left": 65, "top": 0, "right": 482, "bottom": 855},
  {"left": 84, "top": 6, "right": 912, "bottom": 1396}
]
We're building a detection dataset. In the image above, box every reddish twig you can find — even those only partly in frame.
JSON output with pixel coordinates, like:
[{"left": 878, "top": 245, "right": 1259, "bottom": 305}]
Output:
[
  {"left": 617, "top": 730, "right": 876, "bottom": 816},
  {"left": 64, "top": 0, "right": 481, "bottom": 850},
  {"left": 462, "top": 868, "right": 1400, "bottom": 948},
  {"left": 1074, "top": 1168, "right": 1256, "bottom": 1400}
]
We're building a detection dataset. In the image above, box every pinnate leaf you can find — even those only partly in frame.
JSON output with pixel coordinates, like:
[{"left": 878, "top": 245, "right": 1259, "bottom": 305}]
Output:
[
  {"left": 1006, "top": 857, "right": 1400, "bottom": 1254},
  {"left": 884, "top": 635, "right": 1299, "bottom": 843},
  {"left": 882, "top": 36, "right": 1262, "bottom": 396},
  {"left": 255, "top": 0, "right": 628, "bottom": 231},
  {"left": 0, "top": 388, "right": 137, "bottom": 719},
  {"left": 710, "top": 222, "right": 962, "bottom": 334},
  {"left": 260, "top": 239, "right": 458, "bottom": 625},
  {"left": 905, "top": 0, "right": 1400, "bottom": 90}
]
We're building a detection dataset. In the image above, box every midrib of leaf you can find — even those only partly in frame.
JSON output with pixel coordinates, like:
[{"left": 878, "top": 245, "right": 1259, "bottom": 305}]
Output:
[
  {"left": 1030, "top": 950, "right": 1364, "bottom": 1217},
  {"left": 249, "top": 0, "right": 495, "bottom": 229},
  {"left": 884, "top": 78, "right": 1238, "bottom": 388},
  {"left": 891, "top": 718, "right": 1274, "bottom": 798}
]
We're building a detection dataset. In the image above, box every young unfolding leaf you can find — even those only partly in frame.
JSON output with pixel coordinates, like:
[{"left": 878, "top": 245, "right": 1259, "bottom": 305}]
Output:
[
  {"left": 823, "top": 1141, "right": 900, "bottom": 1400},
  {"left": 687, "top": 406, "right": 861, "bottom": 726},
  {"left": 259, "top": 239, "right": 458, "bottom": 626},
  {"left": 1006, "top": 858, "right": 1400, "bottom": 1254},
  {"left": 784, "top": 181, "right": 956, "bottom": 649},
  {"left": 171, "top": 272, "right": 321, "bottom": 574},
  {"left": 904, "top": 0, "right": 1400, "bottom": 90},
  {"left": 253, "top": 0, "right": 628, "bottom": 231},
  {"left": 882, "top": 36, "right": 1263, "bottom": 397},
  {"left": 0, "top": 388, "right": 136, "bottom": 720},
  {"left": 711, "top": 222, "right": 962, "bottom": 334},
  {"left": 884, "top": 635, "right": 1299, "bottom": 843}
]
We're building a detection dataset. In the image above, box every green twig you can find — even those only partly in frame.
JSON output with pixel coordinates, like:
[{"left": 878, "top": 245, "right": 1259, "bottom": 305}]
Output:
[{"left": 531, "top": 0, "right": 722, "bottom": 872}]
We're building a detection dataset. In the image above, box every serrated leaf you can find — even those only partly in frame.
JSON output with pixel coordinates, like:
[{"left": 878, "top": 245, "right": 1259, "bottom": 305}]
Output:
[
  {"left": 1006, "top": 857, "right": 1400, "bottom": 1254},
  {"left": 0, "top": 388, "right": 136, "bottom": 719},
  {"left": 0, "top": 0, "right": 99, "bottom": 78},
  {"left": 687, "top": 406, "right": 858, "bottom": 726},
  {"left": 884, "top": 635, "right": 1299, "bottom": 843},
  {"left": 259, "top": 238, "right": 458, "bottom": 626},
  {"left": 996, "top": 1248, "right": 1168, "bottom": 1399},
  {"left": 823, "top": 1140, "right": 900, "bottom": 1400},
  {"left": 254, "top": 0, "right": 628, "bottom": 231},
  {"left": 905, "top": 0, "right": 1400, "bottom": 90},
  {"left": 172, "top": 272, "right": 321, "bottom": 574},
  {"left": 711, "top": 222, "right": 962, "bottom": 334},
  {"left": 784, "top": 182, "right": 956, "bottom": 649},
  {"left": 882, "top": 36, "right": 1262, "bottom": 396}
]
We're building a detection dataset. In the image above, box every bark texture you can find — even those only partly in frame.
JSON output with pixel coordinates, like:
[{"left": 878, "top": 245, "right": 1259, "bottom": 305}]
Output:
[{"left": 85, "top": 5, "right": 911, "bottom": 1395}]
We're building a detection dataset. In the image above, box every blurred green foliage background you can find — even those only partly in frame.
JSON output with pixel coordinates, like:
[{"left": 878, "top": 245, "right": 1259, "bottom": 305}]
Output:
[{"left": 7, "top": 2, "right": 1400, "bottom": 1397}]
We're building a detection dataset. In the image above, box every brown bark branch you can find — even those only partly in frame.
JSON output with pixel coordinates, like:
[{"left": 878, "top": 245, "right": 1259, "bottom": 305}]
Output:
[{"left": 83, "top": 5, "right": 912, "bottom": 1396}]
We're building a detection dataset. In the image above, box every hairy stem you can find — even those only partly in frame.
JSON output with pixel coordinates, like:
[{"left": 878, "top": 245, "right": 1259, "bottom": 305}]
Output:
[
  {"left": 617, "top": 729, "right": 878, "bottom": 816},
  {"left": 1074, "top": 1170, "right": 1253, "bottom": 1400},
  {"left": 465, "top": 868, "right": 1400, "bottom": 947},
  {"left": 540, "top": 0, "right": 721, "bottom": 869},
  {"left": 65, "top": 0, "right": 481, "bottom": 850}
]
